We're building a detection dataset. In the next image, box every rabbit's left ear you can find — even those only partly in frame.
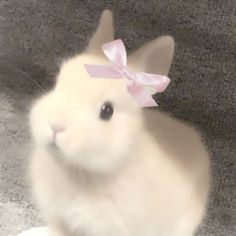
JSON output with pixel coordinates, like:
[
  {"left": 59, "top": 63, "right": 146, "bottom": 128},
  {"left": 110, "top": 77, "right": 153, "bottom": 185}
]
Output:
[
  {"left": 86, "top": 10, "right": 114, "bottom": 54},
  {"left": 128, "top": 36, "right": 175, "bottom": 77}
]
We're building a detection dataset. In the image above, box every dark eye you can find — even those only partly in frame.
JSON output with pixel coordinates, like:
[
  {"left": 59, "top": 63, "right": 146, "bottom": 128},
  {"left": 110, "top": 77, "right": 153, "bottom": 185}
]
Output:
[{"left": 100, "top": 102, "right": 114, "bottom": 121}]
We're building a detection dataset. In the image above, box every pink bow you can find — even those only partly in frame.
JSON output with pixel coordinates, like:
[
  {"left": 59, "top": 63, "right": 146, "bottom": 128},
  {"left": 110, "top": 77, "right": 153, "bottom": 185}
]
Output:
[{"left": 85, "top": 39, "right": 170, "bottom": 107}]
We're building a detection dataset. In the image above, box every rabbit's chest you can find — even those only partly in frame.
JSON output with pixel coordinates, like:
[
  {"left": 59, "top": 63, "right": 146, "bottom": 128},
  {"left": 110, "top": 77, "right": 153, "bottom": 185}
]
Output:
[
  {"left": 33, "top": 149, "right": 193, "bottom": 236},
  {"left": 36, "top": 155, "right": 157, "bottom": 235},
  {"left": 53, "top": 177, "right": 159, "bottom": 236}
]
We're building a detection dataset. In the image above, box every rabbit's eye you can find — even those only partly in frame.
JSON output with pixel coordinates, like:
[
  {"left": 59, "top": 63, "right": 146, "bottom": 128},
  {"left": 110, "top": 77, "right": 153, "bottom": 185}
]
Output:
[{"left": 100, "top": 102, "right": 114, "bottom": 121}]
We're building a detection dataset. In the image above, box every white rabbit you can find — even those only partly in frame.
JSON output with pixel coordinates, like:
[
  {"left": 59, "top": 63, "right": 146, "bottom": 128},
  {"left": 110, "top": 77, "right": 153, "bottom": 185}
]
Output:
[{"left": 29, "top": 10, "right": 210, "bottom": 236}]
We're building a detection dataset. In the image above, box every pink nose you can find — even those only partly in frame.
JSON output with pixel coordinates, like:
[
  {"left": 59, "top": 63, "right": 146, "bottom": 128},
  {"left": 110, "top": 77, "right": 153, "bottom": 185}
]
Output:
[{"left": 50, "top": 123, "right": 66, "bottom": 134}]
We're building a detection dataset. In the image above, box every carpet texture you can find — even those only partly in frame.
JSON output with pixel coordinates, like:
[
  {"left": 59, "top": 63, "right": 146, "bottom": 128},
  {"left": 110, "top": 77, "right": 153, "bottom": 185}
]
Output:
[{"left": 0, "top": 0, "right": 235, "bottom": 235}]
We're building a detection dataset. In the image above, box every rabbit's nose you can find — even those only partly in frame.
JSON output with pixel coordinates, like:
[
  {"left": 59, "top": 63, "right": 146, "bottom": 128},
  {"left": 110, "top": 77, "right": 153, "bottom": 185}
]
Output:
[{"left": 50, "top": 123, "right": 66, "bottom": 134}]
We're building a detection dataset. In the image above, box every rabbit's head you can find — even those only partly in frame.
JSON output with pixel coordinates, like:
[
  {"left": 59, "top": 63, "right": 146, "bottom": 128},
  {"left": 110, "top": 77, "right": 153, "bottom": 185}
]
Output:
[{"left": 30, "top": 10, "right": 174, "bottom": 173}]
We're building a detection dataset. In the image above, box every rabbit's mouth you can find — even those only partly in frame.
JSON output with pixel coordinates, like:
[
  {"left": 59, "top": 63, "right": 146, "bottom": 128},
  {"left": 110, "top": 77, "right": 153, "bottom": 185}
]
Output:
[
  {"left": 47, "top": 140, "right": 61, "bottom": 155},
  {"left": 48, "top": 140, "right": 57, "bottom": 149},
  {"left": 45, "top": 131, "right": 58, "bottom": 149}
]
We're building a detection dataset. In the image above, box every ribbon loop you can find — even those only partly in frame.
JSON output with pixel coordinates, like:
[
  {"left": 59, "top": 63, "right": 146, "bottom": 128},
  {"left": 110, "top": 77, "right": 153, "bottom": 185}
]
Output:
[
  {"left": 85, "top": 39, "right": 170, "bottom": 107},
  {"left": 102, "top": 39, "right": 127, "bottom": 69}
]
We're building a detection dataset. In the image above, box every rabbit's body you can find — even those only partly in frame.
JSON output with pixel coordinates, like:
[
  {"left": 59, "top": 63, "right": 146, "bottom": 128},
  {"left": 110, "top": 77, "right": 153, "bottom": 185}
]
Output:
[
  {"left": 29, "top": 10, "right": 210, "bottom": 236},
  {"left": 31, "top": 110, "right": 209, "bottom": 236}
]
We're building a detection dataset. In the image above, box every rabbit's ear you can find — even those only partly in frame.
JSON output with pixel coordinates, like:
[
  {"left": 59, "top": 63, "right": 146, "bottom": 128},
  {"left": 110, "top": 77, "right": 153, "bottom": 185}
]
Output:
[
  {"left": 86, "top": 10, "right": 114, "bottom": 54},
  {"left": 128, "top": 36, "right": 175, "bottom": 77}
]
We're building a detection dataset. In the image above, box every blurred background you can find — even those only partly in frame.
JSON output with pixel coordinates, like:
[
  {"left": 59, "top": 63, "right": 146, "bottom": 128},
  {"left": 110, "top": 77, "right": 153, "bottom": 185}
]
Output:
[{"left": 0, "top": 0, "right": 235, "bottom": 235}]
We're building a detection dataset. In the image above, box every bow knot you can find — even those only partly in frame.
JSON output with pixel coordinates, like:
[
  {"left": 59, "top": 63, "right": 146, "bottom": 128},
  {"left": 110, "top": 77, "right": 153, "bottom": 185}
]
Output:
[{"left": 85, "top": 39, "right": 170, "bottom": 107}]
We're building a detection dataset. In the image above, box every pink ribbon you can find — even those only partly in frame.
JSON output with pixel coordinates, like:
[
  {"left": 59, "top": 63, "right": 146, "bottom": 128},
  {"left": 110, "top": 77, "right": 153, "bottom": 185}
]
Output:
[{"left": 85, "top": 39, "right": 170, "bottom": 107}]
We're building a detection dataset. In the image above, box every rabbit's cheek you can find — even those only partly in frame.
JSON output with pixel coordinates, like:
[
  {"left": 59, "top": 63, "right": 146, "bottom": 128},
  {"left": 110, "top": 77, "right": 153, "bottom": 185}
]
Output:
[
  {"left": 31, "top": 120, "right": 52, "bottom": 147},
  {"left": 38, "top": 128, "right": 52, "bottom": 146}
]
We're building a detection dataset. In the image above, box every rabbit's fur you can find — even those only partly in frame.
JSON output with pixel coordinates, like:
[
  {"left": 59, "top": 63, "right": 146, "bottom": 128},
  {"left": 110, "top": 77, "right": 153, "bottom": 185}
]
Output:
[{"left": 29, "top": 10, "right": 210, "bottom": 236}]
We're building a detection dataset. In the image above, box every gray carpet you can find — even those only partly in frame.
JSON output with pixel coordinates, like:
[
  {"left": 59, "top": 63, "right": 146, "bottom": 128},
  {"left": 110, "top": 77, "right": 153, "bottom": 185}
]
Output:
[{"left": 0, "top": 0, "right": 235, "bottom": 235}]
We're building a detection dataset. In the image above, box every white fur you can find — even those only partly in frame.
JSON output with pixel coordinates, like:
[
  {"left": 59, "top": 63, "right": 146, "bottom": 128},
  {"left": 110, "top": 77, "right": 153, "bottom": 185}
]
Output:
[{"left": 29, "top": 10, "right": 210, "bottom": 236}]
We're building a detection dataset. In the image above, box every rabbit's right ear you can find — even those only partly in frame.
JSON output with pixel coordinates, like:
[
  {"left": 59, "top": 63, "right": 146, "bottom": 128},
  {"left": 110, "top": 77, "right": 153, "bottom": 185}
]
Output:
[{"left": 86, "top": 10, "right": 114, "bottom": 55}]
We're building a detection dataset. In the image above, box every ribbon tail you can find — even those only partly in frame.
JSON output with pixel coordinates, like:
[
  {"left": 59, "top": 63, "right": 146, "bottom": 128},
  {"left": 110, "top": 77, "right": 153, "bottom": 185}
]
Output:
[
  {"left": 84, "top": 64, "right": 123, "bottom": 78},
  {"left": 127, "top": 84, "right": 158, "bottom": 107}
]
